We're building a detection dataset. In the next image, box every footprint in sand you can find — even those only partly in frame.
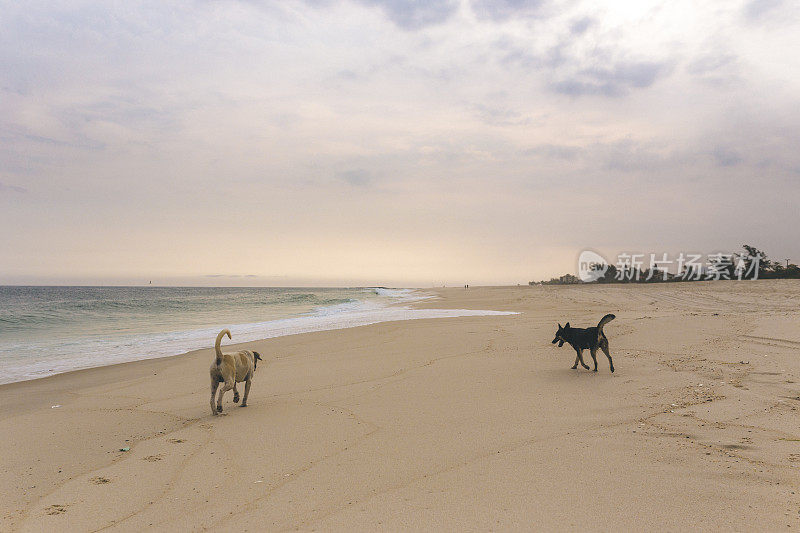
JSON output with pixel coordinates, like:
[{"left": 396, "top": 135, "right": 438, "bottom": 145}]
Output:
[
  {"left": 45, "top": 504, "right": 67, "bottom": 515},
  {"left": 722, "top": 443, "right": 750, "bottom": 450},
  {"left": 91, "top": 477, "right": 111, "bottom": 484},
  {"left": 167, "top": 438, "right": 185, "bottom": 444},
  {"left": 143, "top": 455, "right": 163, "bottom": 462}
]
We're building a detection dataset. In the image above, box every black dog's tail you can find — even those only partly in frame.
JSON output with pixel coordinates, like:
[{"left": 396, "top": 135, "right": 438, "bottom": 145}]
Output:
[
  {"left": 597, "top": 314, "right": 615, "bottom": 339},
  {"left": 214, "top": 329, "right": 231, "bottom": 366}
]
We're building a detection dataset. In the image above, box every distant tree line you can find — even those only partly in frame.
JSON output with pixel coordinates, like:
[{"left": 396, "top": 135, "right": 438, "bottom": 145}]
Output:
[
  {"left": 538, "top": 273, "right": 583, "bottom": 285},
  {"left": 531, "top": 245, "right": 800, "bottom": 285}
]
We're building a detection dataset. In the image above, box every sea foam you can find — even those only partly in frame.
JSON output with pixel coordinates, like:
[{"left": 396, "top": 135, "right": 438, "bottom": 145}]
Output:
[{"left": 0, "top": 288, "right": 515, "bottom": 384}]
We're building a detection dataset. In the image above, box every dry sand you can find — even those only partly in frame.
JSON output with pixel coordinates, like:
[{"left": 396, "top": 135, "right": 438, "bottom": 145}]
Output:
[{"left": 1, "top": 280, "right": 799, "bottom": 531}]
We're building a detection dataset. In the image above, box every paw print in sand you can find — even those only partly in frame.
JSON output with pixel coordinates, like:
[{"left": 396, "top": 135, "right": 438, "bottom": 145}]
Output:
[{"left": 45, "top": 504, "right": 67, "bottom": 515}]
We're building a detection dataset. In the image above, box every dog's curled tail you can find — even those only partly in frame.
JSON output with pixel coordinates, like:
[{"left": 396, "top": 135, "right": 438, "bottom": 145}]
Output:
[
  {"left": 597, "top": 313, "right": 616, "bottom": 338},
  {"left": 214, "top": 329, "right": 232, "bottom": 366}
]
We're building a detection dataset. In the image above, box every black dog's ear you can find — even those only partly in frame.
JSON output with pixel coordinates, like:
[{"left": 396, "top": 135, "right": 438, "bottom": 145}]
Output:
[
  {"left": 565, "top": 322, "right": 570, "bottom": 329},
  {"left": 558, "top": 323, "right": 562, "bottom": 329}
]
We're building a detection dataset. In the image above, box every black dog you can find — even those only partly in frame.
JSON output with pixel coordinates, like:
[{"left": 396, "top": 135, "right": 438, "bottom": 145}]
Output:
[{"left": 551, "top": 314, "right": 616, "bottom": 372}]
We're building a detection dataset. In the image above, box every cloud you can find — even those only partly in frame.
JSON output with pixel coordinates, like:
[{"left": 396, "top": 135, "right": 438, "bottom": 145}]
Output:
[
  {"left": 470, "top": 103, "right": 530, "bottom": 126},
  {"left": 492, "top": 18, "right": 672, "bottom": 99},
  {"left": 523, "top": 144, "right": 582, "bottom": 160},
  {"left": 569, "top": 16, "right": 595, "bottom": 35},
  {"left": 552, "top": 60, "right": 670, "bottom": 97},
  {"left": 686, "top": 53, "right": 739, "bottom": 86},
  {"left": 743, "top": 0, "right": 784, "bottom": 21},
  {"left": 471, "top": 0, "right": 548, "bottom": 21},
  {"left": 337, "top": 169, "right": 372, "bottom": 187},
  {"left": 355, "top": 0, "right": 459, "bottom": 29},
  {"left": 711, "top": 147, "right": 743, "bottom": 167},
  {"left": 687, "top": 54, "right": 736, "bottom": 76},
  {"left": 0, "top": 182, "right": 27, "bottom": 194},
  {"left": 493, "top": 38, "right": 570, "bottom": 70}
]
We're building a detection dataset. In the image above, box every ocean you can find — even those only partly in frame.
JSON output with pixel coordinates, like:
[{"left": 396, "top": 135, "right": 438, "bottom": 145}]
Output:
[{"left": 0, "top": 286, "right": 513, "bottom": 385}]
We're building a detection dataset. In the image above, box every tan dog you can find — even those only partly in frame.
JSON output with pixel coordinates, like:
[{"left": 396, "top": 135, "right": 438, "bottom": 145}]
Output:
[{"left": 209, "top": 329, "right": 266, "bottom": 415}]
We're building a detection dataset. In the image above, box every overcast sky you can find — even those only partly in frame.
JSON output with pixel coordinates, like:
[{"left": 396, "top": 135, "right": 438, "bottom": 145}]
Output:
[{"left": 1, "top": 0, "right": 799, "bottom": 286}]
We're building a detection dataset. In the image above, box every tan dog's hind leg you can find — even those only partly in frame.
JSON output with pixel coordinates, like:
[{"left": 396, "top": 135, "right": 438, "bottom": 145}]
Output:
[
  {"left": 216, "top": 380, "right": 233, "bottom": 413},
  {"left": 241, "top": 378, "right": 252, "bottom": 407},
  {"left": 233, "top": 383, "right": 240, "bottom": 404},
  {"left": 210, "top": 379, "right": 220, "bottom": 416}
]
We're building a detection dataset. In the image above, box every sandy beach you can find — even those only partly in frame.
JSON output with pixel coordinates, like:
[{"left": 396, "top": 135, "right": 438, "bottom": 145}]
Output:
[{"left": 2, "top": 280, "right": 799, "bottom": 531}]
